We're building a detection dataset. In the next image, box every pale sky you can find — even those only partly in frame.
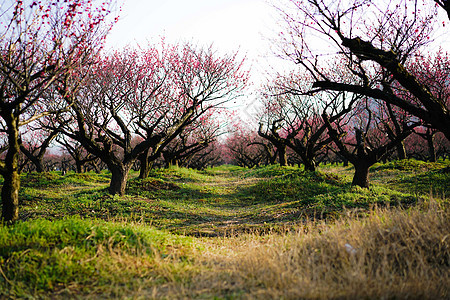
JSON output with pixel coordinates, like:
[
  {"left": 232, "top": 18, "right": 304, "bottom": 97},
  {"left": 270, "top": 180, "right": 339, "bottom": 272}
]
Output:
[
  {"left": 104, "top": 0, "right": 280, "bottom": 125},
  {"left": 106, "top": 0, "right": 277, "bottom": 63}
]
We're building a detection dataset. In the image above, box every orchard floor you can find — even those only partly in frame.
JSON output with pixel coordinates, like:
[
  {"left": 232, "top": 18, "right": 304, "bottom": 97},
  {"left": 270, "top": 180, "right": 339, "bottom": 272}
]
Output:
[{"left": 1, "top": 160, "right": 449, "bottom": 299}]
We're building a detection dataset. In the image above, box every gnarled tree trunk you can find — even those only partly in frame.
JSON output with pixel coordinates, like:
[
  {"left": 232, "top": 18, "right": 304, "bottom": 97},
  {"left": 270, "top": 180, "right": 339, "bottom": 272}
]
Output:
[
  {"left": 352, "top": 161, "right": 371, "bottom": 188},
  {"left": 303, "top": 159, "right": 316, "bottom": 172},
  {"left": 108, "top": 164, "right": 132, "bottom": 196},
  {"left": 396, "top": 142, "right": 407, "bottom": 160},
  {"left": 138, "top": 151, "right": 151, "bottom": 179},
  {"left": 278, "top": 144, "right": 287, "bottom": 167},
  {"left": 1, "top": 116, "right": 21, "bottom": 223},
  {"left": 427, "top": 134, "right": 436, "bottom": 162}
]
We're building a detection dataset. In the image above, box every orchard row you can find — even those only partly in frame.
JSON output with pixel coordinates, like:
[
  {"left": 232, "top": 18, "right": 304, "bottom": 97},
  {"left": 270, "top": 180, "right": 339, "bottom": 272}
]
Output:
[{"left": 1, "top": 0, "right": 450, "bottom": 222}]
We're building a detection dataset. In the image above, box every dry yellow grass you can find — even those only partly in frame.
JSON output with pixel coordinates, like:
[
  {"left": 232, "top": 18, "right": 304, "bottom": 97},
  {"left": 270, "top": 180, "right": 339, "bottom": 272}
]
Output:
[{"left": 144, "top": 199, "right": 449, "bottom": 299}]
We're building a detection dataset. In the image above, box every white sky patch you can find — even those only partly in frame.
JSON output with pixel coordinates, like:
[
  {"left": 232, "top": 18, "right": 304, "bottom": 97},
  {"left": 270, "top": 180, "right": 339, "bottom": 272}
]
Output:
[
  {"left": 105, "top": 0, "right": 280, "bottom": 128},
  {"left": 106, "top": 0, "right": 275, "bottom": 57}
]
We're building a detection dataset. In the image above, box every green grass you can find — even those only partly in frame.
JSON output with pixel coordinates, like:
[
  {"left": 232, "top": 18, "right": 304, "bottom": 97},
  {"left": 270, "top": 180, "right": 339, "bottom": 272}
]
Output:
[
  {"left": 0, "top": 217, "right": 196, "bottom": 298},
  {"left": 0, "top": 161, "right": 449, "bottom": 298},
  {"left": 13, "top": 163, "right": 450, "bottom": 234},
  {"left": 21, "top": 171, "right": 111, "bottom": 188}
]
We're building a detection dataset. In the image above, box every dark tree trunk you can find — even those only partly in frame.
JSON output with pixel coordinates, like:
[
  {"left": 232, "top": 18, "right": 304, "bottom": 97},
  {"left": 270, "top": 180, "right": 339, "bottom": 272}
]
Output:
[
  {"left": 89, "top": 160, "right": 101, "bottom": 173},
  {"left": 138, "top": 151, "right": 151, "bottom": 179},
  {"left": 352, "top": 162, "right": 370, "bottom": 188},
  {"left": 109, "top": 164, "right": 131, "bottom": 196},
  {"left": 24, "top": 153, "right": 44, "bottom": 173},
  {"left": 19, "top": 145, "right": 44, "bottom": 173},
  {"left": 304, "top": 159, "right": 316, "bottom": 172},
  {"left": 75, "top": 161, "right": 84, "bottom": 173},
  {"left": 1, "top": 118, "right": 20, "bottom": 223},
  {"left": 396, "top": 141, "right": 407, "bottom": 160},
  {"left": 35, "top": 160, "right": 44, "bottom": 173},
  {"left": 278, "top": 144, "right": 287, "bottom": 167},
  {"left": 165, "top": 159, "right": 178, "bottom": 168},
  {"left": 343, "top": 158, "right": 349, "bottom": 167},
  {"left": 427, "top": 134, "right": 436, "bottom": 162},
  {"left": 270, "top": 149, "right": 278, "bottom": 165},
  {"left": 163, "top": 152, "right": 178, "bottom": 168},
  {"left": 1, "top": 170, "right": 20, "bottom": 223}
]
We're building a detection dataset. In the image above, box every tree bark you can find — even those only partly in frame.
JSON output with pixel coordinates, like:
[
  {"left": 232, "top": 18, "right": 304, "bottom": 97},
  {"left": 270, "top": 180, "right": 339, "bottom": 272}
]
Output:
[
  {"left": 75, "top": 161, "right": 84, "bottom": 173},
  {"left": 396, "top": 142, "right": 407, "bottom": 160},
  {"left": 108, "top": 164, "right": 131, "bottom": 196},
  {"left": 270, "top": 149, "right": 278, "bottom": 165},
  {"left": 427, "top": 134, "right": 436, "bottom": 162},
  {"left": 352, "top": 161, "right": 370, "bottom": 188},
  {"left": 303, "top": 159, "right": 316, "bottom": 172},
  {"left": 278, "top": 144, "right": 287, "bottom": 166},
  {"left": 138, "top": 151, "right": 151, "bottom": 179},
  {"left": 1, "top": 117, "right": 21, "bottom": 223},
  {"left": 19, "top": 148, "right": 45, "bottom": 172}
]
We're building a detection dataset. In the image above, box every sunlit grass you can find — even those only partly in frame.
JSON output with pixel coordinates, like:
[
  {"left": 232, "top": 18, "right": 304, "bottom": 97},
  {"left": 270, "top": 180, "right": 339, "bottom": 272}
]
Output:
[
  {"left": 0, "top": 217, "right": 197, "bottom": 298},
  {"left": 1, "top": 162, "right": 449, "bottom": 298}
]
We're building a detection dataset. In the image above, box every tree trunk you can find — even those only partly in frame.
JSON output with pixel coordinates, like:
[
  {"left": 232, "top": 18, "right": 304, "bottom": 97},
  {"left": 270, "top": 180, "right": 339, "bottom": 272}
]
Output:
[
  {"left": 343, "top": 158, "right": 349, "bottom": 167},
  {"left": 90, "top": 160, "right": 101, "bottom": 173},
  {"left": 19, "top": 145, "right": 45, "bottom": 173},
  {"left": 109, "top": 164, "right": 131, "bottom": 195},
  {"left": 278, "top": 144, "right": 287, "bottom": 167},
  {"left": 270, "top": 149, "right": 278, "bottom": 165},
  {"left": 1, "top": 118, "right": 20, "bottom": 223},
  {"left": 1, "top": 170, "right": 20, "bottom": 223},
  {"left": 138, "top": 152, "right": 151, "bottom": 179},
  {"left": 75, "top": 160, "right": 84, "bottom": 173},
  {"left": 396, "top": 141, "right": 407, "bottom": 160},
  {"left": 166, "top": 158, "right": 179, "bottom": 168},
  {"left": 427, "top": 135, "right": 436, "bottom": 162},
  {"left": 35, "top": 160, "right": 45, "bottom": 173},
  {"left": 304, "top": 159, "right": 316, "bottom": 172},
  {"left": 28, "top": 156, "right": 44, "bottom": 173},
  {"left": 337, "top": 153, "right": 349, "bottom": 166},
  {"left": 163, "top": 152, "right": 178, "bottom": 168},
  {"left": 352, "top": 162, "right": 370, "bottom": 188}
]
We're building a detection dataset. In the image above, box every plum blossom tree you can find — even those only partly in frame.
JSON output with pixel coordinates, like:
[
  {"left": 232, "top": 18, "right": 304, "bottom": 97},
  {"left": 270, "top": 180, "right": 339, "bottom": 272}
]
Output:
[
  {"left": 276, "top": 0, "right": 450, "bottom": 140},
  {"left": 50, "top": 43, "right": 247, "bottom": 195},
  {"left": 56, "top": 135, "right": 99, "bottom": 173},
  {"left": 225, "top": 128, "right": 272, "bottom": 168},
  {"left": 259, "top": 72, "right": 357, "bottom": 171},
  {"left": 161, "top": 113, "right": 223, "bottom": 168},
  {"left": 406, "top": 126, "right": 450, "bottom": 161},
  {"left": 19, "top": 125, "right": 59, "bottom": 173},
  {"left": 134, "top": 44, "right": 248, "bottom": 179},
  {"left": 323, "top": 94, "right": 417, "bottom": 187},
  {"left": 0, "top": 0, "right": 115, "bottom": 222},
  {"left": 185, "top": 139, "right": 226, "bottom": 169}
]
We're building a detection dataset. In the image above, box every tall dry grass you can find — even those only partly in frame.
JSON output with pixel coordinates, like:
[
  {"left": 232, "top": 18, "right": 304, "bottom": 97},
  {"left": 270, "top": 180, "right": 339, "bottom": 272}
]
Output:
[{"left": 167, "top": 199, "right": 449, "bottom": 299}]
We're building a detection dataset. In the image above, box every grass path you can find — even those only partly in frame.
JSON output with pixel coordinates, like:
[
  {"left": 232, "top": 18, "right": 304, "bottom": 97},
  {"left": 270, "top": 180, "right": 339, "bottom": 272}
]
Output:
[
  {"left": 137, "top": 167, "right": 273, "bottom": 236},
  {"left": 17, "top": 161, "right": 450, "bottom": 236},
  {"left": 131, "top": 162, "right": 449, "bottom": 236}
]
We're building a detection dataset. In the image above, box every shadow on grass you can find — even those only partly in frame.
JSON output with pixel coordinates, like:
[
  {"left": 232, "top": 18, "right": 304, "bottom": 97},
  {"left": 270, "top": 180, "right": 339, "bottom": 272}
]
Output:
[
  {"left": 384, "top": 169, "right": 450, "bottom": 197},
  {"left": 122, "top": 170, "right": 423, "bottom": 236},
  {"left": 16, "top": 165, "right": 432, "bottom": 237}
]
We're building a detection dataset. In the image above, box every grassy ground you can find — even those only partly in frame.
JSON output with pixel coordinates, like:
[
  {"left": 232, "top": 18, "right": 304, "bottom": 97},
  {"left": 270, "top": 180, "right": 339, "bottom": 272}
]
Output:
[{"left": 0, "top": 160, "right": 449, "bottom": 299}]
